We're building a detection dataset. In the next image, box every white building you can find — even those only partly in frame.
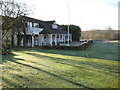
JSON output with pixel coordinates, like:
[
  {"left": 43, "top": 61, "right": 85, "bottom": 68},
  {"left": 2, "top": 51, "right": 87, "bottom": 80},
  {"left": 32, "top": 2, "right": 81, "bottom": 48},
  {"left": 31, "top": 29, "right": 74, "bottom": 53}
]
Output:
[{"left": 12, "top": 16, "right": 72, "bottom": 47}]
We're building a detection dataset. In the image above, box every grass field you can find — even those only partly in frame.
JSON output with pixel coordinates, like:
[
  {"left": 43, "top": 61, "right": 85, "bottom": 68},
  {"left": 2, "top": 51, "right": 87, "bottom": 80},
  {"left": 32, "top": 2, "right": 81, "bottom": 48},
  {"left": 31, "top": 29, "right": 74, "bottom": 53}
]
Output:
[{"left": 1, "top": 42, "right": 119, "bottom": 88}]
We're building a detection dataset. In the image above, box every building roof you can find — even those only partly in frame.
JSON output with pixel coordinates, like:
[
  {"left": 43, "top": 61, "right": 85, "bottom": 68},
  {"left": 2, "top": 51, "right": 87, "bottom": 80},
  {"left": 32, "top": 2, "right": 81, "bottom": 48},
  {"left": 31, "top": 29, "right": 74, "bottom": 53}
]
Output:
[
  {"left": 1, "top": 15, "right": 67, "bottom": 34},
  {"left": 22, "top": 16, "right": 67, "bottom": 34},
  {"left": 43, "top": 21, "right": 55, "bottom": 24},
  {"left": 22, "top": 16, "right": 43, "bottom": 23},
  {"left": 39, "top": 22, "right": 67, "bottom": 34}
]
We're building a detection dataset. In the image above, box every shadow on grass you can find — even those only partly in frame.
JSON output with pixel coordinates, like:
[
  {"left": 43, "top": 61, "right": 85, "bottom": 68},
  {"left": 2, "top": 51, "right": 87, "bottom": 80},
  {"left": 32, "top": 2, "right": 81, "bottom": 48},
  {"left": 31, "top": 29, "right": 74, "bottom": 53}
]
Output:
[
  {"left": 2, "top": 53, "right": 16, "bottom": 63},
  {"left": 4, "top": 58, "right": 94, "bottom": 89},
  {"left": 29, "top": 43, "right": 118, "bottom": 61},
  {"left": 2, "top": 43, "right": 119, "bottom": 88},
  {"left": 2, "top": 53, "right": 95, "bottom": 88},
  {"left": 25, "top": 52, "right": 118, "bottom": 74},
  {"left": 2, "top": 53, "right": 25, "bottom": 63},
  {"left": 22, "top": 53, "right": 118, "bottom": 78},
  {"left": 12, "top": 42, "right": 119, "bottom": 61}
]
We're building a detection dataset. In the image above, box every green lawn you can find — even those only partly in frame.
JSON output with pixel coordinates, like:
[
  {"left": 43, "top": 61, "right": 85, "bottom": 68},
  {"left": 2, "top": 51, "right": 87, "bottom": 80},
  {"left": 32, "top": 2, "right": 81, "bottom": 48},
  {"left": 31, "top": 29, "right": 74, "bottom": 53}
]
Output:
[{"left": 1, "top": 42, "right": 119, "bottom": 88}]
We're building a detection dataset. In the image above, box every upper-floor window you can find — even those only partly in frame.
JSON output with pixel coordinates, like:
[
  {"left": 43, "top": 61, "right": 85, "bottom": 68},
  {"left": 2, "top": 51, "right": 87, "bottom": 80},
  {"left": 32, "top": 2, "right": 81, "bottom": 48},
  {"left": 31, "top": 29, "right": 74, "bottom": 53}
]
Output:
[
  {"left": 34, "top": 23, "right": 39, "bottom": 28},
  {"left": 30, "top": 22, "right": 33, "bottom": 27},
  {"left": 52, "top": 24, "right": 58, "bottom": 29},
  {"left": 27, "top": 22, "right": 30, "bottom": 28},
  {"left": 53, "top": 22, "right": 57, "bottom": 24},
  {"left": 27, "top": 22, "right": 33, "bottom": 28}
]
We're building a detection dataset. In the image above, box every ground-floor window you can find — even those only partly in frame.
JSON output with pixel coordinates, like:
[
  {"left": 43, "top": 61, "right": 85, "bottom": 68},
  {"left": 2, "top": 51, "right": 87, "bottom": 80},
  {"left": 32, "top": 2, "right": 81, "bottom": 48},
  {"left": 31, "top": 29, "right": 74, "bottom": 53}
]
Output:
[{"left": 34, "top": 35, "right": 38, "bottom": 46}]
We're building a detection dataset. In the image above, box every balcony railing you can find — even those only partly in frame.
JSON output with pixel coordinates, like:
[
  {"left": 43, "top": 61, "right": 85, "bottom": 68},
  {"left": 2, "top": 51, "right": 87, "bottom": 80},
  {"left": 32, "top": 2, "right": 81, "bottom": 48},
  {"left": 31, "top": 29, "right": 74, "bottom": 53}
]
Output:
[{"left": 26, "top": 27, "right": 44, "bottom": 35}]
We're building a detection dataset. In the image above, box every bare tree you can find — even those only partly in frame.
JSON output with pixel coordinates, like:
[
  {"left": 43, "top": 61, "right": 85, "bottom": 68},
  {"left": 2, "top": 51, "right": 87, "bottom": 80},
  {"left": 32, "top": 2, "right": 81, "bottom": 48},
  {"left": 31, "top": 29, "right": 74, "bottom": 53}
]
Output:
[
  {"left": 0, "top": 0, "right": 30, "bottom": 41},
  {"left": 105, "top": 26, "right": 115, "bottom": 40},
  {"left": 0, "top": 0, "right": 31, "bottom": 53},
  {"left": 82, "top": 27, "right": 118, "bottom": 40}
]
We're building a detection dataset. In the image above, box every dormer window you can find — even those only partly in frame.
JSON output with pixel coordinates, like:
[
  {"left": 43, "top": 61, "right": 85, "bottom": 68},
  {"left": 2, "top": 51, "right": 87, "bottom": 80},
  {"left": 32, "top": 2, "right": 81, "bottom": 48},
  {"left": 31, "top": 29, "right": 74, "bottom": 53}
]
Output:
[
  {"left": 53, "top": 22, "right": 57, "bottom": 24},
  {"left": 52, "top": 24, "right": 58, "bottom": 29}
]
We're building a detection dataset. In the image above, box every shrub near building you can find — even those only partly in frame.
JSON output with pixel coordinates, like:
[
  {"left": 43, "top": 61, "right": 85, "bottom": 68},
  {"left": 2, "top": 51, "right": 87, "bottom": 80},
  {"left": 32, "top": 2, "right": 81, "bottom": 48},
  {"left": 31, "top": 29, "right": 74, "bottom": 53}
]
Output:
[
  {"left": 2, "top": 40, "right": 11, "bottom": 55},
  {"left": 61, "top": 25, "right": 81, "bottom": 41}
]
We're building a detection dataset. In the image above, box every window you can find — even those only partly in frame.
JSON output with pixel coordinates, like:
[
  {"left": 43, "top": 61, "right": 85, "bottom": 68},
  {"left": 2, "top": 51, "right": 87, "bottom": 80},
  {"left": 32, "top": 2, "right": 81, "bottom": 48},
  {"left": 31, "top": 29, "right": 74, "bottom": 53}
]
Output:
[
  {"left": 52, "top": 24, "right": 58, "bottom": 29},
  {"left": 34, "top": 35, "right": 38, "bottom": 45},
  {"left": 30, "top": 22, "right": 32, "bottom": 27},
  {"left": 27, "top": 22, "right": 33, "bottom": 28},
  {"left": 32, "top": 23, "right": 34, "bottom": 27},
  {"left": 34, "top": 23, "right": 39, "bottom": 28},
  {"left": 27, "top": 22, "right": 30, "bottom": 28}
]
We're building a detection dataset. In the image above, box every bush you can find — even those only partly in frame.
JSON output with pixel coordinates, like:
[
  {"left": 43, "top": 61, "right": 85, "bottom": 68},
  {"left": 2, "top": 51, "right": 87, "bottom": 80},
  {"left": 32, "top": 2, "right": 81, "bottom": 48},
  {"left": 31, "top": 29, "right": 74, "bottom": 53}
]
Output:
[
  {"left": 42, "top": 40, "right": 93, "bottom": 50},
  {"left": 2, "top": 40, "right": 11, "bottom": 55}
]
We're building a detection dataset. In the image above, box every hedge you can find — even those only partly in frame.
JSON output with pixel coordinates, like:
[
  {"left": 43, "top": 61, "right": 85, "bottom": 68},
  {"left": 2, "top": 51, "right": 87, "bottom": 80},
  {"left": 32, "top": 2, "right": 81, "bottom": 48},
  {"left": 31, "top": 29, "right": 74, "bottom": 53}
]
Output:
[{"left": 42, "top": 40, "right": 93, "bottom": 50}]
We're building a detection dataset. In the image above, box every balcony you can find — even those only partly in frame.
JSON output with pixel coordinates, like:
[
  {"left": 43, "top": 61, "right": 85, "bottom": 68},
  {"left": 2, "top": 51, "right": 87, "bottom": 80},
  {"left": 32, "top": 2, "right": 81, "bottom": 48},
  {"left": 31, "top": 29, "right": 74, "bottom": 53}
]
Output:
[{"left": 26, "top": 27, "right": 44, "bottom": 35}]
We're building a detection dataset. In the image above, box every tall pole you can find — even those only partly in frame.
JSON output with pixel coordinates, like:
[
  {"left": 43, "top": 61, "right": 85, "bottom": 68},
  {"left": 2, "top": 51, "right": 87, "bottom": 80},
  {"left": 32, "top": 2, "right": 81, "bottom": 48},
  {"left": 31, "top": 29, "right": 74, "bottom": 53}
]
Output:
[{"left": 67, "top": 0, "right": 69, "bottom": 45}]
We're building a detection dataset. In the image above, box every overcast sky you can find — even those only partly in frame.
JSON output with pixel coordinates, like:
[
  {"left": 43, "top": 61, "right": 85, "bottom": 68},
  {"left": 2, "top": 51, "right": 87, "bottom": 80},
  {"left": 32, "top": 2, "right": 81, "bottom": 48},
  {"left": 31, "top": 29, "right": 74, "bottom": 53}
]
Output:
[{"left": 15, "top": 0, "right": 118, "bottom": 31}]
